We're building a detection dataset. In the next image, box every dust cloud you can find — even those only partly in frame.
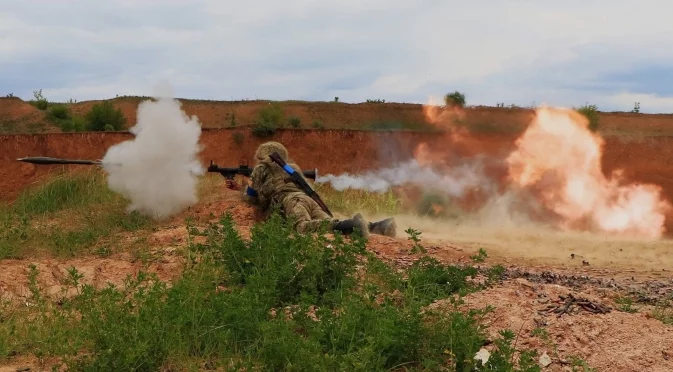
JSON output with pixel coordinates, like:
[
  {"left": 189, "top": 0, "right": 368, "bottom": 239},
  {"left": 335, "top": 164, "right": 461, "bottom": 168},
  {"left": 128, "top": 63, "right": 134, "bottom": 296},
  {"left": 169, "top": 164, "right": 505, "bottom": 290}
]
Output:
[
  {"left": 100, "top": 82, "right": 204, "bottom": 219},
  {"left": 329, "top": 104, "right": 673, "bottom": 270}
]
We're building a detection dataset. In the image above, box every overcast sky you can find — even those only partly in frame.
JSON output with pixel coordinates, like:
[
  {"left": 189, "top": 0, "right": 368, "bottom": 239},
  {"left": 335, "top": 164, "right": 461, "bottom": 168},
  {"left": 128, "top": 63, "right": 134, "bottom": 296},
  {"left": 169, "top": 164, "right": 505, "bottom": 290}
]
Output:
[{"left": 2, "top": 1, "right": 673, "bottom": 113}]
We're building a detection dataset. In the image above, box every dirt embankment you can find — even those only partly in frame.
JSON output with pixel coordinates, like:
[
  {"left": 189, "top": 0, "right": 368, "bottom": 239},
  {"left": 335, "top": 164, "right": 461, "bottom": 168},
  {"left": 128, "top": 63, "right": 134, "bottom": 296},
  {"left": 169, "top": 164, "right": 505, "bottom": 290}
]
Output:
[
  {"left": 0, "top": 97, "right": 58, "bottom": 133},
  {"left": 4, "top": 95, "right": 673, "bottom": 134},
  {"left": 2, "top": 128, "right": 673, "bottom": 233}
]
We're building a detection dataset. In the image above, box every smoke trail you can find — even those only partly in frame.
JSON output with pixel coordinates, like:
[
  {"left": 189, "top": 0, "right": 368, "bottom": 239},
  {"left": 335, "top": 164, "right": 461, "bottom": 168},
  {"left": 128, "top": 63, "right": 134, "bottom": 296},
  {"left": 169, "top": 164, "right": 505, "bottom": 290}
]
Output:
[
  {"left": 316, "top": 158, "right": 489, "bottom": 197},
  {"left": 100, "top": 82, "right": 204, "bottom": 219}
]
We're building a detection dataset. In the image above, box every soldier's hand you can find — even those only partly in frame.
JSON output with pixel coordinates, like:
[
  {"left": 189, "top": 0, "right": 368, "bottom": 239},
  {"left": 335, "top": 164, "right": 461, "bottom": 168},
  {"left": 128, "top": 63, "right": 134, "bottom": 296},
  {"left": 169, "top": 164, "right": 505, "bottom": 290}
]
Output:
[{"left": 225, "top": 180, "right": 241, "bottom": 191}]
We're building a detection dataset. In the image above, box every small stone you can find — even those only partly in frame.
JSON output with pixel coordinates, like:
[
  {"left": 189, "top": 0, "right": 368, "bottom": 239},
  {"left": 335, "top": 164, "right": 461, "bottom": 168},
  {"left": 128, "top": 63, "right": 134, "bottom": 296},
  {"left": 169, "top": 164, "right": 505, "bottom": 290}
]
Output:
[
  {"left": 539, "top": 352, "right": 552, "bottom": 367},
  {"left": 474, "top": 348, "right": 491, "bottom": 365}
]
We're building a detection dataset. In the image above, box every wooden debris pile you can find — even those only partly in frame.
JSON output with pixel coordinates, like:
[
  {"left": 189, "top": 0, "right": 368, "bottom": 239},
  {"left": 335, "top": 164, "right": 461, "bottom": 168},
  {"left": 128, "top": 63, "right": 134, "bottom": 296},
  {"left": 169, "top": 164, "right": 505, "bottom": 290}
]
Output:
[{"left": 538, "top": 293, "right": 612, "bottom": 317}]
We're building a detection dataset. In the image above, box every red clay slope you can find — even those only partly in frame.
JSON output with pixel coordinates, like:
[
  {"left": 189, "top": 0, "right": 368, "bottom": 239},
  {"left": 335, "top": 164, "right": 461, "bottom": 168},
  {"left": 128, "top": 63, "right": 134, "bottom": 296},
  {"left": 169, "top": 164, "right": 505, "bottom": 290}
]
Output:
[
  {"left": 2, "top": 128, "right": 673, "bottom": 235},
  {"left": 0, "top": 97, "right": 60, "bottom": 133}
]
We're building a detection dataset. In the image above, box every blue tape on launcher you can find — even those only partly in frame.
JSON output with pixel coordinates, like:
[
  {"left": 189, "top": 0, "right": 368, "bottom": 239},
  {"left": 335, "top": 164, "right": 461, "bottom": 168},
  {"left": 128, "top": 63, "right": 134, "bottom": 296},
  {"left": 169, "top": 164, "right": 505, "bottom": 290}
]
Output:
[
  {"left": 245, "top": 186, "right": 258, "bottom": 197},
  {"left": 282, "top": 164, "right": 295, "bottom": 174}
]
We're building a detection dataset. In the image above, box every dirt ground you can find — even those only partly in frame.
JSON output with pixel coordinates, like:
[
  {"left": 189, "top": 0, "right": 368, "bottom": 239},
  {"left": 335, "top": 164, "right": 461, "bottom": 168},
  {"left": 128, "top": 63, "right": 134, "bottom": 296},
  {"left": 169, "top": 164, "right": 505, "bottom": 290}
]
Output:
[{"left": 2, "top": 185, "right": 673, "bottom": 371}]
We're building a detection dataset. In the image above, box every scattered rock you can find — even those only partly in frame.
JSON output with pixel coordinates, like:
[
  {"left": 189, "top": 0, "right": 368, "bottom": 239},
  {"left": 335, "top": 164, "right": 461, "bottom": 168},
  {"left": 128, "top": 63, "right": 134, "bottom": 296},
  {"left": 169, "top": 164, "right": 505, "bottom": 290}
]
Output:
[
  {"left": 539, "top": 352, "right": 552, "bottom": 367},
  {"left": 474, "top": 348, "right": 490, "bottom": 365}
]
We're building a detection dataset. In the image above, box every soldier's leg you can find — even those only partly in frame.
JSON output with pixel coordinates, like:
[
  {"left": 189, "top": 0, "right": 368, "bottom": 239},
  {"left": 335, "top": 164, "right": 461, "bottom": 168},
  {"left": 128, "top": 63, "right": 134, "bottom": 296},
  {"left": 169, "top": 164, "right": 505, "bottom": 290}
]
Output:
[
  {"left": 283, "top": 196, "right": 336, "bottom": 234},
  {"left": 304, "top": 199, "right": 370, "bottom": 238},
  {"left": 285, "top": 195, "right": 369, "bottom": 237}
]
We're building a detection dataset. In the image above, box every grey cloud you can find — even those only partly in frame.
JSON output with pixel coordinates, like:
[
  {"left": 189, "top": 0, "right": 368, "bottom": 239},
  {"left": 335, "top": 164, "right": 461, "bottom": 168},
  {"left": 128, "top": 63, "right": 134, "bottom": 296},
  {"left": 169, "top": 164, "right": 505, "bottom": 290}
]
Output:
[{"left": 3, "top": 0, "right": 673, "bottom": 112}]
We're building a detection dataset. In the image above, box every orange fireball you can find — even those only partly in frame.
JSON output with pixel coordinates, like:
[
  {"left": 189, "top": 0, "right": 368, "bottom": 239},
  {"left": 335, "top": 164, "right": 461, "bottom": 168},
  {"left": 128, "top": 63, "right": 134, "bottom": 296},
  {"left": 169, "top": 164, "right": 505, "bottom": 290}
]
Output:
[{"left": 506, "top": 107, "right": 672, "bottom": 239}]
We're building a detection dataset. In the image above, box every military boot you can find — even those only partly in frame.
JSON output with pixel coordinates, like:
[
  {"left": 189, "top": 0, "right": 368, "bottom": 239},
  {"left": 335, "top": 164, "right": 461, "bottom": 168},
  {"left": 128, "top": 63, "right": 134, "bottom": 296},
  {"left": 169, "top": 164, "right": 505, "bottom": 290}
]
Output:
[
  {"left": 368, "top": 217, "right": 397, "bottom": 237},
  {"left": 332, "top": 213, "right": 370, "bottom": 238}
]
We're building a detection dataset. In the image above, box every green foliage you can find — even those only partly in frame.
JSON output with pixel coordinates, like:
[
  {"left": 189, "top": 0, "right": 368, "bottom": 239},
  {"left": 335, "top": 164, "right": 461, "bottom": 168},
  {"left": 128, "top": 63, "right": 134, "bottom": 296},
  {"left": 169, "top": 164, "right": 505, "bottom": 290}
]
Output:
[
  {"left": 651, "top": 299, "right": 673, "bottom": 325},
  {"left": 445, "top": 91, "right": 466, "bottom": 107},
  {"left": 46, "top": 103, "right": 86, "bottom": 132},
  {"left": 11, "top": 172, "right": 115, "bottom": 216},
  {"left": 49, "top": 104, "right": 69, "bottom": 120},
  {"left": 405, "top": 227, "right": 426, "bottom": 254},
  {"left": 0, "top": 171, "right": 151, "bottom": 259},
  {"left": 312, "top": 183, "right": 401, "bottom": 216},
  {"left": 288, "top": 116, "right": 301, "bottom": 128},
  {"left": 632, "top": 102, "right": 641, "bottom": 113},
  {"left": 29, "top": 89, "right": 49, "bottom": 110},
  {"left": 59, "top": 116, "right": 86, "bottom": 132},
  {"left": 575, "top": 103, "right": 600, "bottom": 132},
  {"left": 3, "top": 212, "right": 542, "bottom": 371},
  {"left": 85, "top": 101, "right": 127, "bottom": 131},
  {"left": 312, "top": 120, "right": 324, "bottom": 129},
  {"left": 252, "top": 103, "right": 284, "bottom": 137},
  {"left": 470, "top": 248, "right": 488, "bottom": 263},
  {"left": 366, "top": 99, "right": 386, "bottom": 103}
]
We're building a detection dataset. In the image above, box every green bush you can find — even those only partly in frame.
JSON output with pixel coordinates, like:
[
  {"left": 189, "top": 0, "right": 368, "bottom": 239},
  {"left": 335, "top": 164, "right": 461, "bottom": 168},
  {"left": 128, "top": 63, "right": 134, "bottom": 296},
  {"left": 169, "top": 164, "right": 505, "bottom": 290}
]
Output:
[
  {"left": 444, "top": 91, "right": 466, "bottom": 107},
  {"left": 576, "top": 103, "right": 600, "bottom": 132},
  {"left": 3, "top": 212, "right": 543, "bottom": 371},
  {"left": 30, "top": 89, "right": 49, "bottom": 110},
  {"left": 85, "top": 101, "right": 127, "bottom": 131},
  {"left": 288, "top": 116, "right": 301, "bottom": 128},
  {"left": 49, "top": 104, "right": 69, "bottom": 120},
  {"left": 252, "top": 104, "right": 284, "bottom": 137}
]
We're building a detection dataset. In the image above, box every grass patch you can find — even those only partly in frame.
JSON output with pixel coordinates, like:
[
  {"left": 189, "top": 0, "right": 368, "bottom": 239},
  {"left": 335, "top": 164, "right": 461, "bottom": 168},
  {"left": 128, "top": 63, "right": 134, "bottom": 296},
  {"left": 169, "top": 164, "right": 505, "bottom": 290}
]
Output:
[
  {"left": 0, "top": 170, "right": 153, "bottom": 259},
  {"left": 651, "top": 299, "right": 673, "bottom": 325},
  {"left": 10, "top": 171, "right": 117, "bottom": 215},
  {"left": 1, "top": 212, "right": 542, "bottom": 371},
  {"left": 314, "top": 183, "right": 401, "bottom": 216}
]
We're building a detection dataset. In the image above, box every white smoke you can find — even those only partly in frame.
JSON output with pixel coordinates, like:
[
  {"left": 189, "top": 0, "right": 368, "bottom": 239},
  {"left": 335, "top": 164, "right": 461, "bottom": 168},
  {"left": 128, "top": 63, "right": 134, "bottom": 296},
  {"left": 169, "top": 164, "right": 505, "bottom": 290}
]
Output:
[
  {"left": 100, "top": 82, "right": 204, "bottom": 219},
  {"left": 316, "top": 158, "right": 489, "bottom": 197}
]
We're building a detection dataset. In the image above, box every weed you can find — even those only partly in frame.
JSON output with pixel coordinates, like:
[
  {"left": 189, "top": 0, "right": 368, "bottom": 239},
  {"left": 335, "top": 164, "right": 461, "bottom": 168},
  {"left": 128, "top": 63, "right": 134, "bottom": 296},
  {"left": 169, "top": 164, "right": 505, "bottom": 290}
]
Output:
[
  {"left": 405, "top": 227, "right": 426, "bottom": 254},
  {"left": 0, "top": 171, "right": 153, "bottom": 258},
  {"left": 445, "top": 91, "right": 466, "bottom": 107},
  {"left": 4, "top": 212, "right": 541, "bottom": 371},
  {"left": 252, "top": 103, "right": 283, "bottom": 137},
  {"left": 48, "top": 104, "right": 69, "bottom": 120},
  {"left": 615, "top": 295, "right": 639, "bottom": 313},
  {"left": 29, "top": 89, "right": 49, "bottom": 110},
  {"left": 470, "top": 248, "right": 488, "bottom": 263},
  {"left": 85, "top": 101, "right": 127, "bottom": 131},
  {"left": 575, "top": 103, "right": 599, "bottom": 132},
  {"left": 366, "top": 98, "right": 386, "bottom": 103},
  {"left": 313, "top": 183, "right": 401, "bottom": 216},
  {"left": 288, "top": 116, "right": 301, "bottom": 128},
  {"left": 651, "top": 299, "right": 673, "bottom": 325},
  {"left": 312, "top": 120, "right": 324, "bottom": 129}
]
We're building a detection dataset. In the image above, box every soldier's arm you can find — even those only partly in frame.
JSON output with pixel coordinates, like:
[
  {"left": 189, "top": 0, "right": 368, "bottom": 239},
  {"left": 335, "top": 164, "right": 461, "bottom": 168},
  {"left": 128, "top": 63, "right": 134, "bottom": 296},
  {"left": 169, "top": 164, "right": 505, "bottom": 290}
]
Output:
[{"left": 242, "top": 164, "right": 272, "bottom": 210}]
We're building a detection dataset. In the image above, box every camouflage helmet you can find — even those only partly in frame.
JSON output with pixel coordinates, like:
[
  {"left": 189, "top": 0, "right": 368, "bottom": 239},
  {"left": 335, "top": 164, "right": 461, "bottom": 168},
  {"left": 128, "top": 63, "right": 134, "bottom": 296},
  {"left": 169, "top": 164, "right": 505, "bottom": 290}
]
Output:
[{"left": 254, "top": 141, "right": 289, "bottom": 163}]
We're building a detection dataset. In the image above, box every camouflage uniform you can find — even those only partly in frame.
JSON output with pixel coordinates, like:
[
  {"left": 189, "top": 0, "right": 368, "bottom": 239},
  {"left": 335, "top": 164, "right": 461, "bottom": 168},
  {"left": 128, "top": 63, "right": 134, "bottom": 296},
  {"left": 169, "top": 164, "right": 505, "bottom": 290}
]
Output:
[{"left": 243, "top": 141, "right": 396, "bottom": 238}]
